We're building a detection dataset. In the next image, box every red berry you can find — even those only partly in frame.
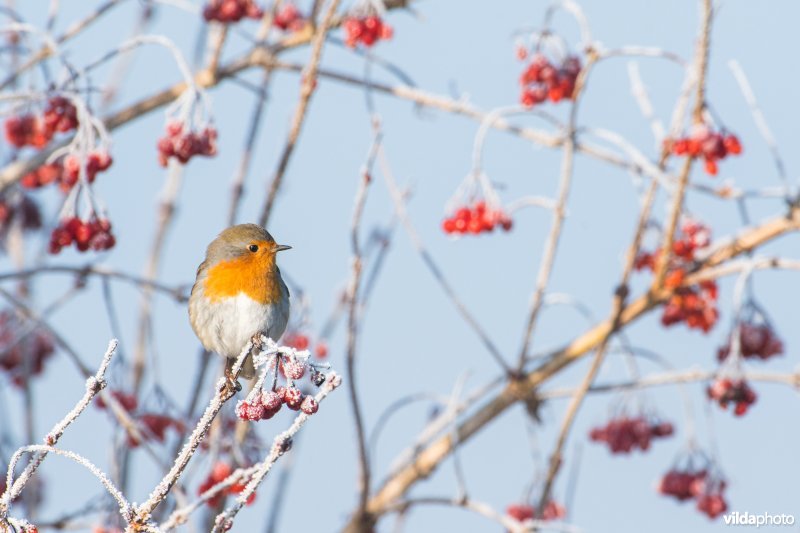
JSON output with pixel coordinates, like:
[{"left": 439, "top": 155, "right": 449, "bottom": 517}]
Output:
[
  {"left": 723, "top": 134, "right": 742, "bottom": 155},
  {"left": 260, "top": 390, "right": 282, "bottom": 411},
  {"left": 506, "top": 504, "right": 534, "bottom": 522},
  {"left": 300, "top": 396, "right": 318, "bottom": 414},
  {"left": 315, "top": 342, "right": 328, "bottom": 358},
  {"left": 280, "top": 357, "right": 306, "bottom": 380},
  {"left": 282, "top": 387, "right": 303, "bottom": 410}
]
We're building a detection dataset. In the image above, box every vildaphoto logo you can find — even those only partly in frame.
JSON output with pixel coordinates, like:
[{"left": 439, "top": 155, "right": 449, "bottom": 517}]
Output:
[{"left": 723, "top": 512, "right": 795, "bottom": 527}]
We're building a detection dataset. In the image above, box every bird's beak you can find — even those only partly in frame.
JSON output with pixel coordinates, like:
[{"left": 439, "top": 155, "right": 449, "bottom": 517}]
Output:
[{"left": 274, "top": 244, "right": 292, "bottom": 252}]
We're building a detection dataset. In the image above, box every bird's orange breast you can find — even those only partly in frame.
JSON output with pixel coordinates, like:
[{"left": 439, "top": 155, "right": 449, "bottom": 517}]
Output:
[{"left": 202, "top": 254, "right": 283, "bottom": 305}]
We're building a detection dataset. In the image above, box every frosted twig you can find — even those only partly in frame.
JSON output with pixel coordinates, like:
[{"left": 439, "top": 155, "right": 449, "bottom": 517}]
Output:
[
  {"left": 599, "top": 45, "right": 685, "bottom": 66},
  {"left": 132, "top": 341, "right": 254, "bottom": 525},
  {"left": 728, "top": 59, "right": 791, "bottom": 194},
  {"left": 379, "top": 145, "right": 509, "bottom": 371},
  {"left": 211, "top": 373, "right": 343, "bottom": 532},
  {"left": 652, "top": 0, "right": 713, "bottom": 289},
  {"left": 505, "top": 196, "right": 559, "bottom": 214},
  {"left": 3, "top": 445, "right": 132, "bottom": 523},
  {"left": 627, "top": 61, "right": 665, "bottom": 144},
  {"left": 0, "top": 340, "right": 118, "bottom": 516},
  {"left": 518, "top": 51, "right": 597, "bottom": 368},
  {"left": 543, "top": 0, "right": 592, "bottom": 50},
  {"left": 0, "top": 0, "right": 124, "bottom": 90}
]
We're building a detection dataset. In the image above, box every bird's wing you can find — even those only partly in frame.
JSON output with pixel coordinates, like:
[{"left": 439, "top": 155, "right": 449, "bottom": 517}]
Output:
[
  {"left": 277, "top": 267, "right": 290, "bottom": 299},
  {"left": 191, "top": 259, "right": 209, "bottom": 296}
]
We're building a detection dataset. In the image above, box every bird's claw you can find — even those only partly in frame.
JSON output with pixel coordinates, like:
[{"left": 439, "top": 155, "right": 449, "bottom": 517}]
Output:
[
  {"left": 251, "top": 332, "right": 264, "bottom": 351},
  {"left": 223, "top": 367, "right": 243, "bottom": 394}
]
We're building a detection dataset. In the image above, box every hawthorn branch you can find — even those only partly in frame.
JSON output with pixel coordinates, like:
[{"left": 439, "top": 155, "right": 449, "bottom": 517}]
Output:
[
  {"left": 345, "top": 205, "right": 800, "bottom": 530},
  {"left": 537, "top": 0, "right": 715, "bottom": 507}
]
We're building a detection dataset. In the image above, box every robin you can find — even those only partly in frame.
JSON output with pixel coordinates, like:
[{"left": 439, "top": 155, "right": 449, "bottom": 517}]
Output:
[{"left": 189, "top": 224, "right": 291, "bottom": 389}]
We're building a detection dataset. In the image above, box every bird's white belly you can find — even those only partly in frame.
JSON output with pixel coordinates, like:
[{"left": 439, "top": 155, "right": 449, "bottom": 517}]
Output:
[{"left": 191, "top": 292, "right": 289, "bottom": 359}]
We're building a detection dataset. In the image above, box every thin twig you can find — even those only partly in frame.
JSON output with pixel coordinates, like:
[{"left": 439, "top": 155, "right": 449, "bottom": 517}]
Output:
[
  {"left": 257, "top": 0, "right": 342, "bottom": 227},
  {"left": 517, "top": 51, "right": 597, "bottom": 368}
]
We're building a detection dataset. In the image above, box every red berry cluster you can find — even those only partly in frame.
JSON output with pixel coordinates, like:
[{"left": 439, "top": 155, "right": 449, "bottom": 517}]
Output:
[
  {"left": 273, "top": 3, "right": 306, "bottom": 32},
  {"left": 0, "top": 194, "right": 42, "bottom": 232},
  {"left": 4, "top": 114, "right": 48, "bottom": 148},
  {"left": 635, "top": 219, "right": 719, "bottom": 332},
  {"left": 43, "top": 96, "right": 79, "bottom": 135},
  {"left": 198, "top": 462, "right": 256, "bottom": 507},
  {"left": 707, "top": 378, "right": 756, "bottom": 416},
  {"left": 157, "top": 122, "right": 218, "bottom": 166},
  {"left": 343, "top": 15, "right": 393, "bottom": 48},
  {"left": 202, "top": 0, "right": 263, "bottom": 23},
  {"left": 236, "top": 385, "right": 318, "bottom": 421},
  {"left": 665, "top": 124, "right": 742, "bottom": 176},
  {"left": 589, "top": 415, "right": 673, "bottom": 454},
  {"left": 695, "top": 479, "right": 729, "bottom": 520},
  {"left": 95, "top": 390, "right": 138, "bottom": 412},
  {"left": 441, "top": 201, "right": 513, "bottom": 236},
  {"left": 659, "top": 468, "right": 709, "bottom": 501},
  {"left": 717, "top": 322, "right": 783, "bottom": 362},
  {"left": 63, "top": 151, "right": 113, "bottom": 187},
  {"left": 237, "top": 351, "right": 327, "bottom": 422},
  {"left": 634, "top": 218, "right": 710, "bottom": 273},
  {"left": 660, "top": 465, "right": 728, "bottom": 519},
  {"left": 49, "top": 216, "right": 116, "bottom": 254},
  {"left": 0, "top": 311, "right": 55, "bottom": 387},
  {"left": 21, "top": 162, "right": 64, "bottom": 189},
  {"left": 505, "top": 500, "right": 566, "bottom": 523},
  {"left": 4, "top": 98, "right": 79, "bottom": 149},
  {"left": 128, "top": 413, "right": 186, "bottom": 447},
  {"left": 283, "top": 331, "right": 328, "bottom": 359},
  {"left": 661, "top": 281, "right": 719, "bottom": 333},
  {"left": 519, "top": 54, "right": 581, "bottom": 107}
]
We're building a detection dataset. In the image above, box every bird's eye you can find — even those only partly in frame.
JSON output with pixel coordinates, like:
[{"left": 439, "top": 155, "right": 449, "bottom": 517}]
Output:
[{"left": 248, "top": 244, "right": 259, "bottom": 253}]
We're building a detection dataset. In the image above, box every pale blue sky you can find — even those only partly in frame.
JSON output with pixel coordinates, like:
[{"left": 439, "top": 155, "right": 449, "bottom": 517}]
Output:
[{"left": 1, "top": 1, "right": 799, "bottom": 532}]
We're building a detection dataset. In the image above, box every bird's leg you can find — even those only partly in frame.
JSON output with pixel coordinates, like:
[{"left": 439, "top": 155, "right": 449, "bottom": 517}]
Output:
[{"left": 223, "top": 358, "right": 242, "bottom": 393}]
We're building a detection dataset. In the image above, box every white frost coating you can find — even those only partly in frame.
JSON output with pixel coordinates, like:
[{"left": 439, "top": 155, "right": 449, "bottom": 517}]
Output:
[
  {"left": 246, "top": 335, "right": 314, "bottom": 402},
  {"left": 4, "top": 445, "right": 132, "bottom": 522}
]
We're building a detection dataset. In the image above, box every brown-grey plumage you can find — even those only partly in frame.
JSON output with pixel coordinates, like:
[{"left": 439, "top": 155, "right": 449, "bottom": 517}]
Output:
[{"left": 189, "top": 223, "right": 291, "bottom": 381}]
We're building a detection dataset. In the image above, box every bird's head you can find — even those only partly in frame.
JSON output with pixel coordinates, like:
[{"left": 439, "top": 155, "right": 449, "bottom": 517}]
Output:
[{"left": 206, "top": 223, "right": 291, "bottom": 270}]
